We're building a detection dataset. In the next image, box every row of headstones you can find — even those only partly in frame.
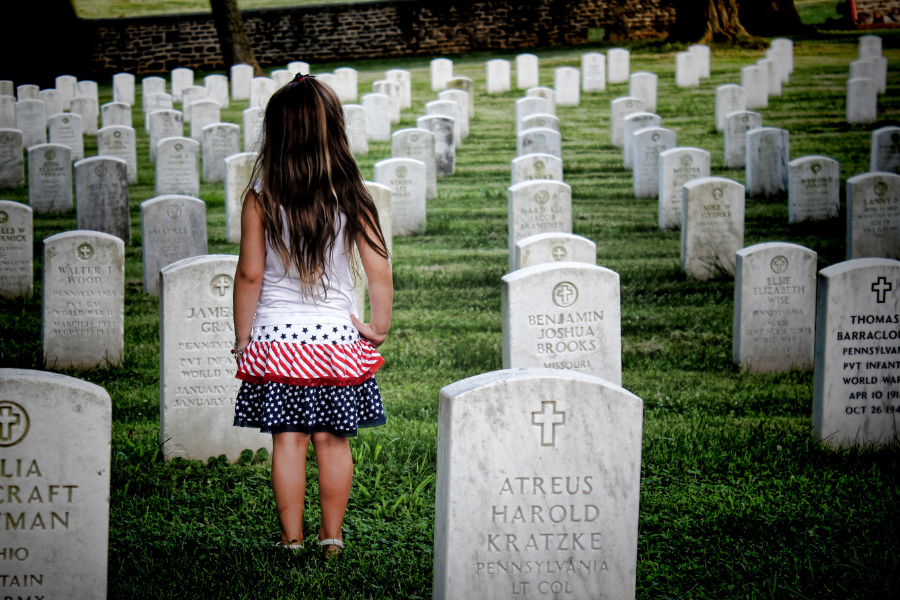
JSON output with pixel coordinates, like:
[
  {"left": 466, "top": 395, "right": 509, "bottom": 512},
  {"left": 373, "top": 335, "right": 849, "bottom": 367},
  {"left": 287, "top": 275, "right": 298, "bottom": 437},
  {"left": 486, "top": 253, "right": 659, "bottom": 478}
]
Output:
[{"left": 846, "top": 34, "right": 889, "bottom": 124}]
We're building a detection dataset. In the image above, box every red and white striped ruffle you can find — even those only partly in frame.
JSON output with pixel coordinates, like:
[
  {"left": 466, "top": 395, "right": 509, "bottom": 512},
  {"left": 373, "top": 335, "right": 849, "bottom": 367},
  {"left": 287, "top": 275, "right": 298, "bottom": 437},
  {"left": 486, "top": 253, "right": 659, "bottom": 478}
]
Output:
[{"left": 236, "top": 339, "right": 384, "bottom": 387}]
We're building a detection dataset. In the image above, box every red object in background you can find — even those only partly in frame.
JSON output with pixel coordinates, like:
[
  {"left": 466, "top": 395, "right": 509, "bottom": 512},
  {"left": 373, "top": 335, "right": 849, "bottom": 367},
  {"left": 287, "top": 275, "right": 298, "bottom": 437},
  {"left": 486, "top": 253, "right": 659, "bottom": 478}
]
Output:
[{"left": 851, "top": 0, "right": 900, "bottom": 28}]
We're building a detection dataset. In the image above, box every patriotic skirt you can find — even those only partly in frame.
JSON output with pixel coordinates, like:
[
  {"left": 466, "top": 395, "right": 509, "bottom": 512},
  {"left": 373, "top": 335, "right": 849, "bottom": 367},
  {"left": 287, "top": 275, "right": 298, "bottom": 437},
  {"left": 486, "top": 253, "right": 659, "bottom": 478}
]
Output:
[{"left": 233, "top": 322, "right": 386, "bottom": 436}]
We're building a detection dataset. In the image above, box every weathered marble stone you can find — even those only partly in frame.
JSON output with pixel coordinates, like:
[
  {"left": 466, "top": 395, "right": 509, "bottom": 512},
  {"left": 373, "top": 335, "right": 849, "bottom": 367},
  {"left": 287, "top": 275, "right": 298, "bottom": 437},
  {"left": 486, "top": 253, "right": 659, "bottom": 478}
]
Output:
[
  {"left": 675, "top": 52, "right": 699, "bottom": 88},
  {"left": 160, "top": 254, "right": 272, "bottom": 460},
  {"left": 243, "top": 106, "right": 264, "bottom": 152},
  {"left": 113, "top": 72, "right": 135, "bottom": 106},
  {"left": 870, "top": 56, "right": 888, "bottom": 94},
  {"left": 658, "top": 147, "right": 711, "bottom": 230},
  {"left": 97, "top": 125, "right": 137, "bottom": 184},
  {"left": 171, "top": 67, "right": 194, "bottom": 102},
  {"left": 438, "top": 89, "right": 470, "bottom": 139},
  {"left": 724, "top": 110, "right": 763, "bottom": 169},
  {"left": 156, "top": 137, "right": 199, "bottom": 197},
  {"left": 746, "top": 127, "right": 790, "bottom": 198},
  {"left": 681, "top": 177, "right": 745, "bottom": 280},
  {"left": 607, "top": 48, "right": 631, "bottom": 83},
  {"left": 76, "top": 80, "right": 98, "bottom": 102},
  {"left": 0, "top": 128, "right": 25, "bottom": 188},
  {"left": 316, "top": 72, "right": 339, "bottom": 93},
  {"left": 204, "top": 74, "right": 230, "bottom": 109},
  {"left": 632, "top": 126, "right": 676, "bottom": 198},
  {"left": 733, "top": 242, "right": 817, "bottom": 373},
  {"left": 757, "top": 58, "right": 781, "bottom": 97},
  {"left": 287, "top": 61, "right": 310, "bottom": 75},
  {"left": 858, "top": 34, "right": 882, "bottom": 58},
  {"left": 230, "top": 64, "right": 253, "bottom": 100},
  {"left": 522, "top": 113, "right": 559, "bottom": 133},
  {"left": 385, "top": 69, "right": 412, "bottom": 109},
  {"left": 364, "top": 180, "right": 393, "bottom": 257},
  {"left": 56, "top": 74, "right": 78, "bottom": 110},
  {"left": 610, "top": 96, "right": 645, "bottom": 148},
  {"left": 516, "top": 97, "right": 551, "bottom": 134},
  {"left": 514, "top": 232, "right": 596, "bottom": 270},
  {"left": 517, "top": 127, "right": 561, "bottom": 159},
  {"left": 101, "top": 101, "right": 132, "bottom": 129},
  {"left": 0, "top": 369, "right": 111, "bottom": 597},
  {"left": 374, "top": 157, "right": 426, "bottom": 236},
  {"left": 42, "top": 230, "right": 124, "bottom": 368},
  {"left": 516, "top": 53, "right": 539, "bottom": 89},
  {"left": 0, "top": 81, "right": 12, "bottom": 97},
  {"left": 189, "top": 100, "right": 220, "bottom": 142},
  {"left": 270, "top": 69, "right": 292, "bottom": 89},
  {"left": 249, "top": 76, "right": 275, "bottom": 111},
  {"left": 446, "top": 77, "right": 475, "bottom": 116},
  {"left": 141, "top": 76, "right": 166, "bottom": 101},
  {"left": 814, "top": 257, "right": 900, "bottom": 447},
  {"left": 508, "top": 180, "right": 572, "bottom": 269},
  {"left": 149, "top": 109, "right": 183, "bottom": 163},
  {"left": 143, "top": 92, "right": 173, "bottom": 132},
  {"left": 771, "top": 37, "right": 794, "bottom": 74},
  {"left": 0, "top": 200, "right": 33, "bottom": 297},
  {"left": 689, "top": 44, "right": 711, "bottom": 78},
  {"left": 70, "top": 96, "right": 98, "bottom": 135},
  {"left": 372, "top": 80, "right": 401, "bottom": 124},
  {"left": 623, "top": 112, "right": 662, "bottom": 171},
  {"left": 715, "top": 84, "right": 746, "bottom": 132},
  {"left": 434, "top": 368, "right": 642, "bottom": 600},
  {"left": 526, "top": 87, "right": 556, "bottom": 115},
  {"left": 39, "top": 89, "right": 63, "bottom": 125},
  {"left": 141, "top": 195, "right": 208, "bottom": 294},
  {"left": 487, "top": 59, "right": 512, "bottom": 94},
  {"left": 511, "top": 153, "right": 563, "bottom": 185},
  {"left": 334, "top": 67, "right": 358, "bottom": 103},
  {"left": 75, "top": 156, "right": 130, "bottom": 243},
  {"left": 788, "top": 156, "right": 840, "bottom": 223},
  {"left": 29, "top": 143, "right": 72, "bottom": 213},
  {"left": 741, "top": 65, "right": 768, "bottom": 110},
  {"left": 362, "top": 93, "right": 392, "bottom": 142},
  {"left": 225, "top": 151, "right": 257, "bottom": 244},
  {"left": 201, "top": 123, "right": 240, "bottom": 183},
  {"left": 344, "top": 104, "right": 368, "bottom": 156},
  {"left": 0, "top": 94, "right": 14, "bottom": 128},
  {"left": 416, "top": 115, "right": 455, "bottom": 175},
  {"left": 15, "top": 99, "right": 46, "bottom": 148},
  {"left": 846, "top": 172, "right": 900, "bottom": 260},
  {"left": 48, "top": 112, "right": 84, "bottom": 161},
  {"left": 871, "top": 126, "right": 900, "bottom": 174},
  {"left": 850, "top": 58, "right": 878, "bottom": 85},
  {"left": 581, "top": 52, "right": 605, "bottom": 92},
  {"left": 846, "top": 77, "right": 878, "bottom": 124},
  {"left": 502, "top": 264, "right": 622, "bottom": 383},
  {"left": 628, "top": 72, "right": 657, "bottom": 113},
  {"left": 425, "top": 99, "right": 462, "bottom": 149},
  {"left": 431, "top": 58, "right": 453, "bottom": 91},
  {"left": 393, "top": 128, "right": 436, "bottom": 199},
  {"left": 554, "top": 67, "right": 580, "bottom": 107},
  {"left": 16, "top": 85, "right": 39, "bottom": 101},
  {"left": 765, "top": 47, "right": 791, "bottom": 85}
]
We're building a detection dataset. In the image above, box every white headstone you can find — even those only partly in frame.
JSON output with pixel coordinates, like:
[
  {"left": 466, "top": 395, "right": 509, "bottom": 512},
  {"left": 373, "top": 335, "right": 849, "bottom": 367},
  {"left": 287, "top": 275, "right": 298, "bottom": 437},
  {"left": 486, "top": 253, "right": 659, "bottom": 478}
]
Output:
[
  {"left": 113, "top": 72, "right": 135, "bottom": 106},
  {"left": 29, "top": 143, "right": 73, "bottom": 213},
  {"left": 171, "top": 67, "right": 194, "bottom": 102},
  {"left": 373, "top": 80, "right": 400, "bottom": 124},
  {"left": 431, "top": 58, "right": 453, "bottom": 91},
  {"left": 511, "top": 153, "right": 563, "bottom": 185},
  {"left": 622, "top": 112, "right": 661, "bottom": 171},
  {"left": 56, "top": 75, "right": 77, "bottom": 110},
  {"left": 846, "top": 77, "right": 878, "bottom": 124},
  {"left": 607, "top": 48, "right": 630, "bottom": 83},
  {"left": 765, "top": 47, "right": 791, "bottom": 85},
  {"left": 97, "top": 125, "right": 137, "bottom": 184},
  {"left": 385, "top": 69, "right": 412, "bottom": 109},
  {"left": 516, "top": 97, "right": 551, "bottom": 134},
  {"left": 70, "top": 97, "right": 98, "bottom": 135},
  {"left": 201, "top": 122, "right": 240, "bottom": 183},
  {"left": 517, "top": 127, "right": 561, "bottom": 159},
  {"left": 522, "top": 113, "right": 559, "bottom": 133},
  {"left": 741, "top": 65, "right": 768, "bottom": 110},
  {"left": 344, "top": 104, "right": 368, "bottom": 156},
  {"left": 681, "top": 177, "right": 745, "bottom": 280},
  {"left": 101, "top": 101, "right": 132, "bottom": 129},
  {"left": 632, "top": 127, "right": 676, "bottom": 198},
  {"left": 0, "top": 81, "right": 11, "bottom": 97},
  {"left": 434, "top": 368, "right": 642, "bottom": 600},
  {"left": 140, "top": 194, "right": 208, "bottom": 294},
  {"left": 0, "top": 369, "right": 111, "bottom": 597},
  {"left": 514, "top": 232, "right": 596, "bottom": 270},
  {"left": 734, "top": 242, "right": 817, "bottom": 373},
  {"left": 0, "top": 200, "right": 33, "bottom": 297},
  {"left": 0, "top": 128, "right": 24, "bottom": 188},
  {"left": 182, "top": 85, "right": 208, "bottom": 122},
  {"left": 231, "top": 64, "right": 253, "bottom": 100},
  {"left": 39, "top": 89, "right": 63, "bottom": 125},
  {"left": 160, "top": 254, "right": 272, "bottom": 460},
  {"left": 156, "top": 137, "right": 200, "bottom": 197},
  {"left": 447, "top": 77, "right": 476, "bottom": 116},
  {"left": 813, "top": 257, "right": 900, "bottom": 447},
  {"left": 508, "top": 180, "right": 572, "bottom": 269},
  {"left": 15, "top": 99, "right": 46, "bottom": 148},
  {"left": 502, "top": 264, "right": 621, "bottom": 383},
  {"left": 871, "top": 126, "right": 900, "bottom": 174},
  {"left": 746, "top": 127, "right": 790, "bottom": 198},
  {"left": 316, "top": 73, "right": 338, "bottom": 93},
  {"left": 243, "top": 106, "right": 264, "bottom": 152},
  {"left": 362, "top": 93, "right": 392, "bottom": 142},
  {"left": 628, "top": 72, "right": 657, "bottom": 113},
  {"left": 335, "top": 67, "right": 359, "bottom": 103},
  {"left": 771, "top": 38, "right": 794, "bottom": 74},
  {"left": 225, "top": 151, "right": 256, "bottom": 244},
  {"left": 516, "top": 53, "right": 539, "bottom": 89},
  {"left": 75, "top": 156, "right": 130, "bottom": 243},
  {"left": 270, "top": 69, "right": 292, "bottom": 89},
  {"left": 16, "top": 85, "right": 39, "bottom": 101},
  {"left": 724, "top": 110, "right": 763, "bottom": 169},
  {"left": 675, "top": 52, "right": 699, "bottom": 88},
  {"left": 487, "top": 59, "right": 512, "bottom": 94},
  {"left": 846, "top": 172, "right": 900, "bottom": 260},
  {"left": 850, "top": 58, "right": 878, "bottom": 84},
  {"left": 288, "top": 60, "right": 310, "bottom": 74},
  {"left": 392, "top": 128, "right": 437, "bottom": 199},
  {"left": 858, "top": 34, "right": 882, "bottom": 59},
  {"left": 374, "top": 157, "right": 426, "bottom": 236},
  {"left": 149, "top": 109, "right": 183, "bottom": 163},
  {"left": 526, "top": 86, "right": 556, "bottom": 115},
  {"left": 426, "top": 100, "right": 463, "bottom": 150},
  {"left": 870, "top": 55, "right": 888, "bottom": 94},
  {"left": 788, "top": 155, "right": 840, "bottom": 223},
  {"left": 658, "top": 147, "right": 711, "bottom": 230},
  {"left": 204, "top": 74, "right": 230, "bottom": 109},
  {"left": 554, "top": 67, "right": 580, "bottom": 107},
  {"left": 581, "top": 52, "right": 606, "bottom": 92},
  {"left": 141, "top": 76, "right": 166, "bottom": 100},
  {"left": 610, "top": 96, "right": 645, "bottom": 148},
  {"left": 416, "top": 115, "right": 455, "bottom": 176},
  {"left": 757, "top": 58, "right": 781, "bottom": 97},
  {"left": 689, "top": 44, "right": 711, "bottom": 78},
  {"left": 189, "top": 100, "right": 221, "bottom": 142},
  {"left": 143, "top": 92, "right": 173, "bottom": 132},
  {"left": 438, "top": 89, "right": 470, "bottom": 139},
  {"left": 42, "top": 230, "right": 125, "bottom": 368},
  {"left": 0, "top": 94, "right": 14, "bottom": 128},
  {"left": 76, "top": 80, "right": 98, "bottom": 102},
  {"left": 48, "top": 112, "right": 84, "bottom": 161},
  {"left": 715, "top": 84, "right": 746, "bottom": 132},
  {"left": 249, "top": 76, "right": 276, "bottom": 111}
]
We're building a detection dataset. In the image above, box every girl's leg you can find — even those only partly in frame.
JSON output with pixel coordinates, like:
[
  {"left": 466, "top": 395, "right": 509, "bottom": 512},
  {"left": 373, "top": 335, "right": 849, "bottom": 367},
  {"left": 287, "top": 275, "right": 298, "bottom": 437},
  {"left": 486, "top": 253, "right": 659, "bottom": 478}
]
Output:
[
  {"left": 311, "top": 432, "right": 353, "bottom": 548},
  {"left": 272, "top": 431, "right": 312, "bottom": 545}
]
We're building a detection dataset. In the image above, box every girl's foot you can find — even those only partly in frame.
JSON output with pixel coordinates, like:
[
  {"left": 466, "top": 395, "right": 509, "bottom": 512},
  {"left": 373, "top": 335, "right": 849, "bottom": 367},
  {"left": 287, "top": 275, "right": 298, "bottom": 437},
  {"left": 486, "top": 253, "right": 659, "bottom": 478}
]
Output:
[{"left": 317, "top": 537, "right": 344, "bottom": 557}]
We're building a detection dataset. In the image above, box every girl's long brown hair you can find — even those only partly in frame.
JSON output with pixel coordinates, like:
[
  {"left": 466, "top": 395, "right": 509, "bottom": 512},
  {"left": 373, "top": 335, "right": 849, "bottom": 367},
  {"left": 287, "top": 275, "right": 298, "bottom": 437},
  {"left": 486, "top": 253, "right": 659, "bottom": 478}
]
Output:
[{"left": 247, "top": 76, "right": 388, "bottom": 297}]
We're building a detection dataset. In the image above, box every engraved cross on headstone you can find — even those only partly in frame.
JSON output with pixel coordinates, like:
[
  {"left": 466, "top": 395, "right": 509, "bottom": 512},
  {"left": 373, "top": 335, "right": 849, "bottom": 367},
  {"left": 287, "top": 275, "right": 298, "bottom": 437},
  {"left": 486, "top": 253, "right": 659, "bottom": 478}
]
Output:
[
  {"left": 872, "top": 277, "right": 893, "bottom": 304},
  {"left": 0, "top": 405, "right": 20, "bottom": 441},
  {"left": 77, "top": 245, "right": 92, "bottom": 260},
  {"left": 555, "top": 283, "right": 575, "bottom": 305},
  {"left": 213, "top": 276, "right": 231, "bottom": 296},
  {"left": 552, "top": 246, "right": 567, "bottom": 261},
  {"left": 532, "top": 401, "right": 566, "bottom": 447}
]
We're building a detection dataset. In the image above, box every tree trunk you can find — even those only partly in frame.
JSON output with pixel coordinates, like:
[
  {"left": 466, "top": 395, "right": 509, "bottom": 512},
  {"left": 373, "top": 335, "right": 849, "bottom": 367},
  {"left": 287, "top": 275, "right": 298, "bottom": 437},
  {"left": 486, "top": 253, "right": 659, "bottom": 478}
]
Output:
[
  {"left": 738, "top": 0, "right": 805, "bottom": 37},
  {"left": 668, "top": 0, "right": 753, "bottom": 44},
  {"left": 210, "top": 0, "right": 264, "bottom": 76}
]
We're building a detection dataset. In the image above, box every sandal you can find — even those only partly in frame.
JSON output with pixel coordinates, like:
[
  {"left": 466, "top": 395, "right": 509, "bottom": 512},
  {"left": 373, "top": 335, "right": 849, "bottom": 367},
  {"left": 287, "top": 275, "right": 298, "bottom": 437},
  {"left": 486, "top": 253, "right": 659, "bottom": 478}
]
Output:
[
  {"left": 317, "top": 537, "right": 345, "bottom": 556},
  {"left": 274, "top": 539, "right": 305, "bottom": 550}
]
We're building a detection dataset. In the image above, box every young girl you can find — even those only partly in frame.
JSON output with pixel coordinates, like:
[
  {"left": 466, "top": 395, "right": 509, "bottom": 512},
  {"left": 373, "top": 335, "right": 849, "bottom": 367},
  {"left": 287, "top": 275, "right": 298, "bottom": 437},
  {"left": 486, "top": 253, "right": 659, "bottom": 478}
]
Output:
[{"left": 231, "top": 74, "right": 392, "bottom": 555}]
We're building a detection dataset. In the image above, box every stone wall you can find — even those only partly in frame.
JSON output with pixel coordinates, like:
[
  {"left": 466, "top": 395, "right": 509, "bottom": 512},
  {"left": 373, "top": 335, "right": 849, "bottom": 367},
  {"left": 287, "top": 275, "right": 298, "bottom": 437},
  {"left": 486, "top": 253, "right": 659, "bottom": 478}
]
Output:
[{"left": 87, "top": 0, "right": 676, "bottom": 76}]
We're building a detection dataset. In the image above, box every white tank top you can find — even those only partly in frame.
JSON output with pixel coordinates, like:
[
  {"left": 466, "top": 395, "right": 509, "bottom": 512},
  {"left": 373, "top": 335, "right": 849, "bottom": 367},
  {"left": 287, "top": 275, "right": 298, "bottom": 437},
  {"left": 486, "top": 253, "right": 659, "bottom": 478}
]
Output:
[{"left": 253, "top": 207, "right": 359, "bottom": 328}]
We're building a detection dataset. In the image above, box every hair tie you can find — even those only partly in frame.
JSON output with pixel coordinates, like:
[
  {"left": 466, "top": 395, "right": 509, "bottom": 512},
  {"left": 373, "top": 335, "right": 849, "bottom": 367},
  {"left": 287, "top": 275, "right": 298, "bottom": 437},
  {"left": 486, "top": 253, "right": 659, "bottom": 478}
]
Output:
[{"left": 292, "top": 73, "right": 315, "bottom": 83}]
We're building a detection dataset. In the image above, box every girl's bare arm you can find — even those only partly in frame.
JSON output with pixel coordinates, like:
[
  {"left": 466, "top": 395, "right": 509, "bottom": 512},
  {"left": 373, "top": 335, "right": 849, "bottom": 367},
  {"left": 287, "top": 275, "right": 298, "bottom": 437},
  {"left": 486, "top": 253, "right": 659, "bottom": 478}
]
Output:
[
  {"left": 351, "top": 227, "right": 392, "bottom": 347},
  {"left": 233, "top": 192, "right": 266, "bottom": 351}
]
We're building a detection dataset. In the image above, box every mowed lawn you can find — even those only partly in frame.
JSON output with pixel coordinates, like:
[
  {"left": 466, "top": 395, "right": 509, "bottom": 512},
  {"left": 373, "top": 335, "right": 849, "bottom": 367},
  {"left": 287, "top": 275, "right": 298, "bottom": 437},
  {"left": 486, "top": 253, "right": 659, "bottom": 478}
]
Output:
[{"left": 1, "top": 32, "right": 900, "bottom": 599}]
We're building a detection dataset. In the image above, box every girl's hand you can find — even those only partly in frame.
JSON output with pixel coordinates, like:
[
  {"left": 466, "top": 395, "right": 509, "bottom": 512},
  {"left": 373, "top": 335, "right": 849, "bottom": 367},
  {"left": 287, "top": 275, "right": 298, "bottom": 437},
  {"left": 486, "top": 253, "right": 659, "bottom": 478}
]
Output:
[{"left": 351, "top": 314, "right": 387, "bottom": 348}]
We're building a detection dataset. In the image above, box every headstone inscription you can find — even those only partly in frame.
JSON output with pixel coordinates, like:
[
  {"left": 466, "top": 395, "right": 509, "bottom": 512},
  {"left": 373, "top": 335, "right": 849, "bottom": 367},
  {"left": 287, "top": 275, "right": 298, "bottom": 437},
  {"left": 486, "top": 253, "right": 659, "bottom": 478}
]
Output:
[
  {"left": 75, "top": 156, "right": 130, "bottom": 243},
  {"left": 715, "top": 84, "right": 746, "bottom": 132},
  {"left": 425, "top": 100, "right": 462, "bottom": 149},
  {"left": 141, "top": 76, "right": 166, "bottom": 100},
  {"left": 76, "top": 80, "right": 98, "bottom": 102},
  {"left": 97, "top": 125, "right": 138, "bottom": 184},
  {"left": 447, "top": 77, "right": 476, "bottom": 116},
  {"left": 28, "top": 143, "right": 73, "bottom": 213},
  {"left": 344, "top": 104, "right": 369, "bottom": 156},
  {"left": 156, "top": 137, "right": 200, "bottom": 197},
  {"left": 846, "top": 78, "right": 878, "bottom": 124},
  {"left": 15, "top": 99, "right": 46, "bottom": 148},
  {"left": 56, "top": 75, "right": 77, "bottom": 110},
  {"left": 511, "top": 153, "right": 563, "bottom": 185},
  {"left": 204, "top": 74, "right": 230, "bottom": 109},
  {"left": 522, "top": 114, "right": 559, "bottom": 133},
  {"left": 201, "top": 122, "right": 240, "bottom": 183},
  {"left": 487, "top": 59, "right": 512, "bottom": 94},
  {"left": 628, "top": 72, "right": 657, "bottom": 113},
  {"left": 623, "top": 112, "right": 662, "bottom": 171},
  {"left": 189, "top": 100, "right": 221, "bottom": 142},
  {"left": 871, "top": 126, "right": 900, "bottom": 174},
  {"left": 788, "top": 156, "right": 840, "bottom": 223},
  {"left": 39, "top": 89, "right": 63, "bottom": 124},
  {"left": 48, "top": 112, "right": 83, "bottom": 161},
  {"left": 416, "top": 115, "right": 455, "bottom": 176},
  {"left": 514, "top": 232, "right": 596, "bottom": 271},
  {"left": 334, "top": 67, "right": 358, "bottom": 103},
  {"left": 393, "top": 128, "right": 437, "bottom": 199},
  {"left": 231, "top": 64, "right": 253, "bottom": 100},
  {"left": 0, "top": 95, "right": 14, "bottom": 128},
  {"left": 813, "top": 257, "right": 900, "bottom": 447},
  {"left": 675, "top": 52, "right": 699, "bottom": 88},
  {"left": 143, "top": 92, "right": 173, "bottom": 132},
  {"left": 757, "top": 58, "right": 781, "bottom": 97},
  {"left": 507, "top": 180, "right": 572, "bottom": 270},
  {"left": 70, "top": 96, "right": 98, "bottom": 135},
  {"left": 140, "top": 195, "right": 208, "bottom": 294},
  {"left": 502, "top": 264, "right": 622, "bottom": 383},
  {"left": 610, "top": 97, "right": 645, "bottom": 148},
  {"left": 243, "top": 106, "right": 264, "bottom": 152},
  {"left": 658, "top": 147, "right": 711, "bottom": 230},
  {"left": 0, "top": 369, "right": 112, "bottom": 598},
  {"left": 554, "top": 67, "right": 580, "bottom": 107},
  {"left": 632, "top": 127, "right": 676, "bottom": 198},
  {"left": 101, "top": 101, "right": 132, "bottom": 128},
  {"left": 432, "top": 58, "right": 454, "bottom": 91},
  {"left": 607, "top": 48, "right": 631, "bottom": 83},
  {"left": 385, "top": 69, "right": 412, "bottom": 110},
  {"left": 250, "top": 77, "right": 276, "bottom": 111},
  {"left": 149, "top": 109, "right": 183, "bottom": 163},
  {"left": 681, "top": 177, "right": 745, "bottom": 280},
  {"left": 581, "top": 52, "right": 606, "bottom": 92},
  {"left": 113, "top": 72, "right": 136, "bottom": 106},
  {"left": 362, "top": 93, "right": 392, "bottom": 142},
  {"left": 433, "top": 369, "right": 642, "bottom": 600},
  {"left": 846, "top": 172, "right": 900, "bottom": 260},
  {"left": 741, "top": 65, "right": 768, "bottom": 110},
  {"left": 516, "top": 53, "right": 539, "bottom": 89},
  {"left": 16, "top": 85, "right": 39, "bottom": 101},
  {"left": 527, "top": 87, "right": 556, "bottom": 115},
  {"left": 746, "top": 127, "right": 790, "bottom": 198},
  {"left": 0, "top": 200, "right": 33, "bottom": 297},
  {"left": 225, "top": 151, "right": 257, "bottom": 244},
  {"left": 373, "top": 157, "right": 426, "bottom": 236},
  {"left": 372, "top": 80, "right": 401, "bottom": 124},
  {"left": 438, "top": 89, "right": 470, "bottom": 139},
  {"left": 858, "top": 34, "right": 882, "bottom": 59},
  {"left": 517, "top": 127, "right": 561, "bottom": 159},
  {"left": 733, "top": 242, "right": 817, "bottom": 374},
  {"left": 724, "top": 110, "right": 763, "bottom": 169},
  {"left": 171, "top": 67, "right": 194, "bottom": 102},
  {"left": 160, "top": 254, "right": 273, "bottom": 460},
  {"left": 516, "top": 97, "right": 551, "bottom": 134},
  {"left": 689, "top": 44, "right": 711, "bottom": 78},
  {"left": 0, "top": 128, "right": 25, "bottom": 188},
  {"left": 42, "top": 230, "right": 125, "bottom": 368}
]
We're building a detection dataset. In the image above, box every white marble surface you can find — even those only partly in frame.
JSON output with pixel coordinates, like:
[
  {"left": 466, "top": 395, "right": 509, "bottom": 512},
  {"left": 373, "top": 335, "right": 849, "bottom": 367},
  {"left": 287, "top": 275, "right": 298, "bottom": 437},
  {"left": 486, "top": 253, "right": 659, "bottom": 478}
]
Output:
[
  {"left": 374, "top": 157, "right": 426, "bottom": 236},
  {"left": 511, "top": 153, "right": 563, "bottom": 185},
  {"left": 75, "top": 156, "right": 130, "bottom": 243},
  {"left": 98, "top": 125, "right": 137, "bottom": 184},
  {"left": 658, "top": 147, "right": 711, "bottom": 230},
  {"left": 610, "top": 96, "right": 645, "bottom": 148},
  {"left": 788, "top": 155, "right": 840, "bottom": 223},
  {"left": 746, "top": 127, "right": 790, "bottom": 198},
  {"left": 681, "top": 177, "right": 745, "bottom": 280},
  {"left": 28, "top": 143, "right": 72, "bottom": 213},
  {"left": 0, "top": 200, "right": 33, "bottom": 298},
  {"left": 156, "top": 137, "right": 199, "bottom": 198},
  {"left": 846, "top": 172, "right": 900, "bottom": 260},
  {"left": 392, "top": 128, "right": 436, "bottom": 199},
  {"left": 141, "top": 195, "right": 208, "bottom": 295},
  {"left": 507, "top": 180, "right": 572, "bottom": 270},
  {"left": 224, "top": 151, "right": 256, "bottom": 244},
  {"left": 514, "top": 232, "right": 596, "bottom": 271}
]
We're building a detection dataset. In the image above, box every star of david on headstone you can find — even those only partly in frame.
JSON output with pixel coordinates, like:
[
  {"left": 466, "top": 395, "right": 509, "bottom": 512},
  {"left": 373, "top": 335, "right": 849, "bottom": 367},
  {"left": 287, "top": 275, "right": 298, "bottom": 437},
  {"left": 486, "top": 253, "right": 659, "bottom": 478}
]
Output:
[
  {"left": 532, "top": 401, "right": 566, "bottom": 447},
  {"left": 872, "top": 277, "right": 893, "bottom": 304}
]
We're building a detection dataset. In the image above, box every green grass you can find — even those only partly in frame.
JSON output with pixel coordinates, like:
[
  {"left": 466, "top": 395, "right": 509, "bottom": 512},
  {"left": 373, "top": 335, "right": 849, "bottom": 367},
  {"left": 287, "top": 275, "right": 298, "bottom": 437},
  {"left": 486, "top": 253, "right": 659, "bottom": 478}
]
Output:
[
  {"left": 796, "top": 0, "right": 843, "bottom": 26},
  {"left": 2, "top": 32, "right": 900, "bottom": 598},
  {"left": 73, "top": 0, "right": 375, "bottom": 19}
]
